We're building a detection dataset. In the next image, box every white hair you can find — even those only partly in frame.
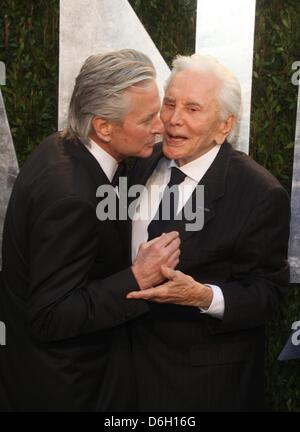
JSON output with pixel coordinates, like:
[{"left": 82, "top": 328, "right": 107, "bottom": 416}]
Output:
[
  {"left": 165, "top": 54, "right": 242, "bottom": 144},
  {"left": 62, "top": 49, "right": 156, "bottom": 145}
]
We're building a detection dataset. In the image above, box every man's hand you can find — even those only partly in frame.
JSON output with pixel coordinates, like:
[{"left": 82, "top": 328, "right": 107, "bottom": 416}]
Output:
[
  {"left": 128, "top": 266, "right": 213, "bottom": 308},
  {"left": 131, "top": 232, "right": 180, "bottom": 290}
]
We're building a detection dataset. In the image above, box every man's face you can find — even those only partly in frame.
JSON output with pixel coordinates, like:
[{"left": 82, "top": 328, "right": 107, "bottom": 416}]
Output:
[
  {"left": 108, "top": 81, "right": 163, "bottom": 160},
  {"left": 160, "top": 70, "right": 232, "bottom": 166}
]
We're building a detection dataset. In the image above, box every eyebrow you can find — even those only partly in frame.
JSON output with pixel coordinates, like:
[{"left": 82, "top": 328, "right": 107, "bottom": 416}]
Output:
[
  {"left": 163, "top": 97, "right": 175, "bottom": 103},
  {"left": 163, "top": 97, "right": 203, "bottom": 109},
  {"left": 185, "top": 102, "right": 202, "bottom": 109}
]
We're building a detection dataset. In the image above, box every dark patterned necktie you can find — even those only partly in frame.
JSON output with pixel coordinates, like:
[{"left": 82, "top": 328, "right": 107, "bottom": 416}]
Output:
[{"left": 147, "top": 167, "right": 186, "bottom": 240}]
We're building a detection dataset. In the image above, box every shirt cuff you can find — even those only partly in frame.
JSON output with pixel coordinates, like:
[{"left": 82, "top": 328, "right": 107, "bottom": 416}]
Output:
[{"left": 199, "top": 284, "right": 224, "bottom": 319}]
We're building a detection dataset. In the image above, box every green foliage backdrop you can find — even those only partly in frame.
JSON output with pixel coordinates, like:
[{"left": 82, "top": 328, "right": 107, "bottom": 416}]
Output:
[
  {"left": 250, "top": 0, "right": 300, "bottom": 411},
  {"left": 0, "top": 0, "right": 58, "bottom": 165},
  {"left": 0, "top": 0, "right": 299, "bottom": 411}
]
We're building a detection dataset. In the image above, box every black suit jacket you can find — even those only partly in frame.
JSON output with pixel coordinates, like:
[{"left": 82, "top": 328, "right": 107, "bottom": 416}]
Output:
[
  {"left": 0, "top": 132, "right": 148, "bottom": 411},
  {"left": 129, "top": 141, "right": 290, "bottom": 411}
]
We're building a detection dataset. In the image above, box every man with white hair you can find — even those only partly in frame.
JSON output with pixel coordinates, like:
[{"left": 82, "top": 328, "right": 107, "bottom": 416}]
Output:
[
  {"left": 128, "top": 54, "right": 290, "bottom": 411},
  {"left": 0, "top": 49, "right": 180, "bottom": 411}
]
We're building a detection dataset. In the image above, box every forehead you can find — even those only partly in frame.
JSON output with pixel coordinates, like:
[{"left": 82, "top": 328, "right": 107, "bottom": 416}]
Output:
[
  {"left": 121, "top": 82, "right": 161, "bottom": 125},
  {"left": 166, "top": 70, "right": 220, "bottom": 103},
  {"left": 125, "top": 81, "right": 160, "bottom": 112}
]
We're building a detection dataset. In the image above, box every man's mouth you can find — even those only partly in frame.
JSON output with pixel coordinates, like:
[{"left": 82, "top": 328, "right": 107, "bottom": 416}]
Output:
[{"left": 165, "top": 132, "right": 188, "bottom": 143}]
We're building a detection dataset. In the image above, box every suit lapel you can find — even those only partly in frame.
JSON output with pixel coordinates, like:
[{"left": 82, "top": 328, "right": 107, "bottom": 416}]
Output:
[
  {"left": 176, "top": 141, "right": 234, "bottom": 245},
  {"left": 198, "top": 141, "right": 232, "bottom": 217}
]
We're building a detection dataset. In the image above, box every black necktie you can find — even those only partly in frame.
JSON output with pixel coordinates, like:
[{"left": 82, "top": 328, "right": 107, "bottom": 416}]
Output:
[
  {"left": 111, "top": 161, "right": 127, "bottom": 187},
  {"left": 147, "top": 167, "right": 186, "bottom": 240}
]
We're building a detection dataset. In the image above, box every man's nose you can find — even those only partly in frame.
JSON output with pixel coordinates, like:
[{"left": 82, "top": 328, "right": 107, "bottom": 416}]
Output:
[
  {"left": 169, "top": 108, "right": 183, "bottom": 126},
  {"left": 152, "top": 115, "right": 164, "bottom": 134}
]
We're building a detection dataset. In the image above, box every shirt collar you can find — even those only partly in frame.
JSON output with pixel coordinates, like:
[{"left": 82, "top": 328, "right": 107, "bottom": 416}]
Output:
[
  {"left": 167, "top": 144, "right": 221, "bottom": 182},
  {"left": 85, "top": 139, "right": 118, "bottom": 182}
]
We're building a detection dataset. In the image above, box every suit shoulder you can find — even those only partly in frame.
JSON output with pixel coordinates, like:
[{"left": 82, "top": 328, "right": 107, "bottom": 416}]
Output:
[
  {"left": 12, "top": 133, "right": 97, "bottom": 206},
  {"left": 229, "top": 148, "right": 287, "bottom": 194},
  {"left": 22, "top": 132, "right": 74, "bottom": 171}
]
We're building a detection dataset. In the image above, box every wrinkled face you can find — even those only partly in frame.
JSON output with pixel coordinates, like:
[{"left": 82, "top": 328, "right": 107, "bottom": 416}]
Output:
[
  {"left": 108, "top": 81, "right": 163, "bottom": 160},
  {"left": 160, "top": 70, "right": 232, "bottom": 166}
]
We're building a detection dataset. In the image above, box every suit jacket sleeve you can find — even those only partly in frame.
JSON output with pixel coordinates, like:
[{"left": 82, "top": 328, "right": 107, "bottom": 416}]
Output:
[
  {"left": 207, "top": 186, "right": 290, "bottom": 334},
  {"left": 28, "top": 197, "right": 148, "bottom": 342}
]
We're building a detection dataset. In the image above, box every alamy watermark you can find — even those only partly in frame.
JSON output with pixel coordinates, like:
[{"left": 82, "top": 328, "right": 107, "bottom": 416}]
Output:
[
  {"left": 0, "top": 321, "right": 6, "bottom": 346},
  {"left": 291, "top": 320, "right": 300, "bottom": 346},
  {"left": 96, "top": 179, "right": 205, "bottom": 232},
  {"left": 291, "top": 61, "right": 300, "bottom": 86},
  {"left": 0, "top": 61, "right": 6, "bottom": 86}
]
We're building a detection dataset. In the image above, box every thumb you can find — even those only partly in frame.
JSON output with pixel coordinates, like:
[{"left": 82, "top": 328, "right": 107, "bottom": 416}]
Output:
[
  {"left": 142, "top": 236, "right": 161, "bottom": 249},
  {"left": 161, "top": 265, "right": 178, "bottom": 280}
]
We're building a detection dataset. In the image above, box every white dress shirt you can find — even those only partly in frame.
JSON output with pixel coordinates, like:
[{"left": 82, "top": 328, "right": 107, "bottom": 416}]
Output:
[{"left": 131, "top": 144, "right": 224, "bottom": 319}]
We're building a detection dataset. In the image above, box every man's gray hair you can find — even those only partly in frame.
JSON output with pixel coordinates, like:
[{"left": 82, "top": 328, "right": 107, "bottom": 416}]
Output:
[
  {"left": 62, "top": 49, "right": 156, "bottom": 145},
  {"left": 166, "top": 54, "right": 241, "bottom": 144}
]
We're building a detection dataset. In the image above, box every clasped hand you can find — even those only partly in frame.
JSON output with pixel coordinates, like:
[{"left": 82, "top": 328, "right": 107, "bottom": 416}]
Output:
[{"left": 131, "top": 244, "right": 213, "bottom": 308}]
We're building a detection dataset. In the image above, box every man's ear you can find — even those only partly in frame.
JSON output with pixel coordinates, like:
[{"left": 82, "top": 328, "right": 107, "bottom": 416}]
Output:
[
  {"left": 92, "top": 117, "right": 112, "bottom": 143},
  {"left": 215, "top": 115, "right": 236, "bottom": 145}
]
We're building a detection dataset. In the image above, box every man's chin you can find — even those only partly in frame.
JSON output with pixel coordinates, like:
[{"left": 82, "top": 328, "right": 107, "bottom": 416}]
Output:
[
  {"left": 138, "top": 146, "right": 155, "bottom": 158},
  {"left": 162, "top": 144, "right": 180, "bottom": 161}
]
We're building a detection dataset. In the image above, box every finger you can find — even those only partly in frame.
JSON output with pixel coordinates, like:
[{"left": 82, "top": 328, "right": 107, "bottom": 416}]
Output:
[
  {"left": 127, "top": 291, "right": 158, "bottom": 300},
  {"left": 127, "top": 286, "right": 170, "bottom": 300},
  {"left": 127, "top": 291, "right": 146, "bottom": 299},
  {"left": 173, "top": 257, "right": 180, "bottom": 269},
  {"left": 164, "top": 237, "right": 181, "bottom": 256},
  {"left": 163, "top": 265, "right": 186, "bottom": 282},
  {"left": 166, "top": 248, "right": 181, "bottom": 266},
  {"left": 155, "top": 231, "right": 180, "bottom": 248},
  {"left": 141, "top": 231, "right": 176, "bottom": 250},
  {"left": 127, "top": 288, "right": 159, "bottom": 300},
  {"left": 160, "top": 266, "right": 179, "bottom": 280},
  {"left": 166, "top": 258, "right": 180, "bottom": 271},
  {"left": 141, "top": 235, "right": 162, "bottom": 249}
]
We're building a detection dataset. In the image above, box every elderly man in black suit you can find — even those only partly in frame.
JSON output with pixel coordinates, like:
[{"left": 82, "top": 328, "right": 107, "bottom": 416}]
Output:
[
  {"left": 0, "top": 49, "right": 180, "bottom": 411},
  {"left": 128, "top": 54, "right": 290, "bottom": 411}
]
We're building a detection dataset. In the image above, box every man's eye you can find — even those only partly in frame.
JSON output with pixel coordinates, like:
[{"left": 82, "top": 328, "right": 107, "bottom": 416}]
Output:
[
  {"left": 164, "top": 102, "right": 175, "bottom": 109},
  {"left": 142, "top": 117, "right": 154, "bottom": 125}
]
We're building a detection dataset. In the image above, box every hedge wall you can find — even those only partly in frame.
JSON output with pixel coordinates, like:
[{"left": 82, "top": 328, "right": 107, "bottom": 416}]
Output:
[
  {"left": 0, "top": 0, "right": 58, "bottom": 165},
  {"left": 0, "top": 0, "right": 299, "bottom": 411}
]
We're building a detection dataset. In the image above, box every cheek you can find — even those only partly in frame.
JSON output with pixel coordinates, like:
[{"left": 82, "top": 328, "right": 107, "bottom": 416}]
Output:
[
  {"left": 131, "top": 128, "right": 151, "bottom": 149},
  {"left": 192, "top": 122, "right": 214, "bottom": 140},
  {"left": 125, "top": 127, "right": 142, "bottom": 144},
  {"left": 160, "top": 110, "right": 169, "bottom": 125},
  {"left": 163, "top": 143, "right": 185, "bottom": 159}
]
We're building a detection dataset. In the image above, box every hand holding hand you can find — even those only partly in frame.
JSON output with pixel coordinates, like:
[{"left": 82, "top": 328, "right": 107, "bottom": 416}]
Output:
[
  {"left": 131, "top": 232, "right": 181, "bottom": 290},
  {"left": 128, "top": 266, "right": 213, "bottom": 308}
]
